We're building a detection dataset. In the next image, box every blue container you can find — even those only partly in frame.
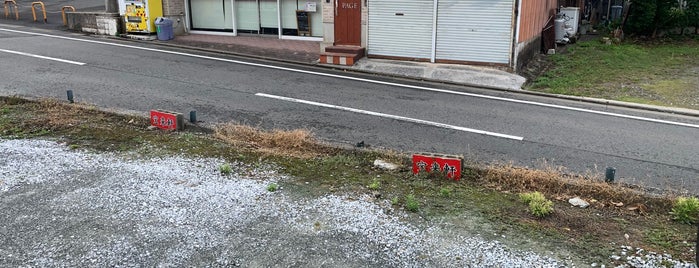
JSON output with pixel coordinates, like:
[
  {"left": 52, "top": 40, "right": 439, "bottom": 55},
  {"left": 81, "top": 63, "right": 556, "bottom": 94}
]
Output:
[{"left": 154, "top": 17, "right": 174, "bottom": 41}]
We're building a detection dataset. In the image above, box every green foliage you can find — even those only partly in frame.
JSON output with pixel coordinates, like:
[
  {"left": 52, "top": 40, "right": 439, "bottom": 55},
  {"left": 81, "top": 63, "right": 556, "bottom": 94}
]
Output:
[
  {"left": 367, "top": 179, "right": 380, "bottom": 190},
  {"left": 519, "top": 192, "right": 554, "bottom": 218},
  {"left": 439, "top": 187, "right": 452, "bottom": 198},
  {"left": 391, "top": 196, "right": 399, "bottom": 206},
  {"left": 405, "top": 194, "right": 420, "bottom": 212},
  {"left": 671, "top": 197, "right": 699, "bottom": 224},
  {"left": 625, "top": 0, "right": 699, "bottom": 36},
  {"left": 267, "top": 183, "right": 278, "bottom": 192},
  {"left": 219, "top": 163, "right": 232, "bottom": 175}
]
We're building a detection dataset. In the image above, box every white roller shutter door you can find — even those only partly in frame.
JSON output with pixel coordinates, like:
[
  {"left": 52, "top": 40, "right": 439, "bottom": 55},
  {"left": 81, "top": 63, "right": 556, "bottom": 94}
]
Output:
[
  {"left": 368, "top": 0, "right": 434, "bottom": 60},
  {"left": 435, "top": 0, "right": 514, "bottom": 64}
]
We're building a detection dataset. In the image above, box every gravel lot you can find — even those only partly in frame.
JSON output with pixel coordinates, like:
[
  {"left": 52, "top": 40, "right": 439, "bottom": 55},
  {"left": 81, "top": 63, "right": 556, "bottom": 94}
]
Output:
[{"left": 0, "top": 139, "right": 695, "bottom": 267}]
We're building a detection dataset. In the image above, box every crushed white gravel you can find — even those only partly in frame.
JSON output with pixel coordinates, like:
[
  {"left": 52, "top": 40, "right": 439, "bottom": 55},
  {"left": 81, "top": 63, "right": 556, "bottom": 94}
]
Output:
[{"left": 0, "top": 139, "right": 695, "bottom": 267}]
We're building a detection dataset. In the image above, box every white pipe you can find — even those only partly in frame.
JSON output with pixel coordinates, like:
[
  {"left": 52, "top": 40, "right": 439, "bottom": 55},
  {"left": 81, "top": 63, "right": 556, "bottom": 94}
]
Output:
[
  {"left": 430, "top": 0, "right": 437, "bottom": 63},
  {"left": 512, "top": 0, "right": 522, "bottom": 69},
  {"left": 183, "top": 0, "right": 190, "bottom": 32},
  {"left": 277, "top": 0, "right": 282, "bottom": 39},
  {"left": 231, "top": 0, "right": 237, "bottom": 36}
]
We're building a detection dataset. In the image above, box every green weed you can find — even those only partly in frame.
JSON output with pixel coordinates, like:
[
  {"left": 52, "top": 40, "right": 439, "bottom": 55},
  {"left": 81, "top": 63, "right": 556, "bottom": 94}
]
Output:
[
  {"left": 219, "top": 163, "right": 232, "bottom": 175},
  {"left": 405, "top": 194, "right": 420, "bottom": 212},
  {"left": 439, "top": 187, "right": 452, "bottom": 198},
  {"left": 519, "top": 192, "right": 554, "bottom": 218},
  {"left": 671, "top": 197, "right": 699, "bottom": 224},
  {"left": 267, "top": 183, "right": 278, "bottom": 192},
  {"left": 368, "top": 179, "right": 380, "bottom": 190}
]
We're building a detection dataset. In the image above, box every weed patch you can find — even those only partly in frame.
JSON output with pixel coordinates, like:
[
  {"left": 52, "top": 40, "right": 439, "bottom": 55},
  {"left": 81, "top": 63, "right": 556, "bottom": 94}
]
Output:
[
  {"left": 527, "top": 37, "right": 699, "bottom": 109},
  {"left": 213, "top": 123, "right": 331, "bottom": 158},
  {"left": 405, "top": 194, "right": 420, "bottom": 212},
  {"left": 519, "top": 192, "right": 554, "bottom": 218},
  {"left": 267, "top": 183, "right": 278, "bottom": 192},
  {"left": 219, "top": 163, "right": 232, "bottom": 175},
  {"left": 671, "top": 197, "right": 699, "bottom": 224}
]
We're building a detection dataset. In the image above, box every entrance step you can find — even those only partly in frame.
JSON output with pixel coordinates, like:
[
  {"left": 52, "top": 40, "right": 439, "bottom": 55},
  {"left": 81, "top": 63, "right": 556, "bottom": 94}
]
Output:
[
  {"left": 320, "top": 46, "right": 365, "bottom": 66},
  {"left": 325, "top": 45, "right": 365, "bottom": 55}
]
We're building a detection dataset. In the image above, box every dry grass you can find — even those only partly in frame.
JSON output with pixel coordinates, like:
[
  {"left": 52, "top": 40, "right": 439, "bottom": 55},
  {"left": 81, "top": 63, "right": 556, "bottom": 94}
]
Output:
[
  {"left": 473, "top": 163, "right": 671, "bottom": 213},
  {"left": 213, "top": 123, "right": 331, "bottom": 158},
  {"left": 1, "top": 98, "right": 113, "bottom": 131}
]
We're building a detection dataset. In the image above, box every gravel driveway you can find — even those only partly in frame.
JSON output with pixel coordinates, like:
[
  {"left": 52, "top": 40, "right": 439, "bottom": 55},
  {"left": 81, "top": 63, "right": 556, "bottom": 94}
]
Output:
[
  {"left": 0, "top": 138, "right": 568, "bottom": 267},
  {"left": 1, "top": 138, "right": 690, "bottom": 267}
]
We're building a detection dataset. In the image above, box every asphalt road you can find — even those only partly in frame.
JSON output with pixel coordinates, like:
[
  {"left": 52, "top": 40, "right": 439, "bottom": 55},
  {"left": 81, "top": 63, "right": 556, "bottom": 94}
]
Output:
[{"left": 1, "top": 24, "right": 698, "bottom": 194}]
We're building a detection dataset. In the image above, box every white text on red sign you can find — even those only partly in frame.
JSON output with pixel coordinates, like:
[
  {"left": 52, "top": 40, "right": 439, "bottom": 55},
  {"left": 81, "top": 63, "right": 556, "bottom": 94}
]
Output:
[{"left": 342, "top": 3, "right": 359, "bottom": 9}]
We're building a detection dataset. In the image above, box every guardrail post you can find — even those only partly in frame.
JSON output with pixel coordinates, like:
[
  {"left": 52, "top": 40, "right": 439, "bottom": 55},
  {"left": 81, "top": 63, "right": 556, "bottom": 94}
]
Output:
[
  {"left": 61, "top": 6, "right": 75, "bottom": 26},
  {"left": 3, "top": 0, "right": 19, "bottom": 20},
  {"left": 31, "top": 1, "right": 46, "bottom": 23}
]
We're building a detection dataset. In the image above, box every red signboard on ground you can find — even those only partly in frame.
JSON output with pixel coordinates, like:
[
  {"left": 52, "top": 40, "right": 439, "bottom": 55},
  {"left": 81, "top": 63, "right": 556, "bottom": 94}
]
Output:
[
  {"left": 150, "top": 110, "right": 183, "bottom": 130},
  {"left": 412, "top": 154, "right": 463, "bottom": 180}
]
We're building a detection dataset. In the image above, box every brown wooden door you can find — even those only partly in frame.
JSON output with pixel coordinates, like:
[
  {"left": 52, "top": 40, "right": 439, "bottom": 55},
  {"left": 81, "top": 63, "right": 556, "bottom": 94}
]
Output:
[{"left": 334, "top": 0, "right": 362, "bottom": 46}]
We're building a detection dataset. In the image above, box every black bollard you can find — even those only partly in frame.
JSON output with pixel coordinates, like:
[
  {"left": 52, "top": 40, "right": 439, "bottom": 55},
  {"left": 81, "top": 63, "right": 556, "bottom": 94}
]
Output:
[
  {"left": 67, "top": 90, "right": 74, "bottom": 103},
  {"left": 189, "top": 111, "right": 197, "bottom": 123},
  {"left": 605, "top": 167, "right": 616, "bottom": 183}
]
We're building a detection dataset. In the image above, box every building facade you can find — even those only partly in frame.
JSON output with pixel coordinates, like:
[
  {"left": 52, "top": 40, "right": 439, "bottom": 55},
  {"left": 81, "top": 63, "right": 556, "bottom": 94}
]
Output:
[{"left": 160, "top": 0, "right": 559, "bottom": 72}]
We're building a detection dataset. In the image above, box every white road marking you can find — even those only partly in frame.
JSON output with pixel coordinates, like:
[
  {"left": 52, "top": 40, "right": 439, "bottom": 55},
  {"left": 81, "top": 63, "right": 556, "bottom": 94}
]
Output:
[
  {"left": 0, "top": 48, "right": 86, "bottom": 65},
  {"left": 1, "top": 28, "right": 698, "bottom": 130},
  {"left": 256, "top": 93, "right": 525, "bottom": 141}
]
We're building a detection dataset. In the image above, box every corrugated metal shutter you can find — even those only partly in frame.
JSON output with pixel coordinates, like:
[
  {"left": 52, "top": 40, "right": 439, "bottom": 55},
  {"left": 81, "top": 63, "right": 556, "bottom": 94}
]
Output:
[
  {"left": 368, "top": 0, "right": 434, "bottom": 59},
  {"left": 435, "top": 0, "right": 514, "bottom": 64}
]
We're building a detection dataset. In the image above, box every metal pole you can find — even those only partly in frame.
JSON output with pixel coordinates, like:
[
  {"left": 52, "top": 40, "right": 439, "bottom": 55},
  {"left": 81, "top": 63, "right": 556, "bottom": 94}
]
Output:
[{"left": 429, "top": 0, "right": 437, "bottom": 63}]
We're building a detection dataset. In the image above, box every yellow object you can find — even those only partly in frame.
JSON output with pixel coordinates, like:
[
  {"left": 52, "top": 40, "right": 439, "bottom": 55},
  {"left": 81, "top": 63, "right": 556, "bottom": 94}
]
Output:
[
  {"left": 124, "top": 0, "right": 162, "bottom": 33},
  {"left": 62, "top": 6, "right": 75, "bottom": 26},
  {"left": 4, "top": 0, "right": 19, "bottom": 20},
  {"left": 31, "top": 2, "right": 46, "bottom": 23}
]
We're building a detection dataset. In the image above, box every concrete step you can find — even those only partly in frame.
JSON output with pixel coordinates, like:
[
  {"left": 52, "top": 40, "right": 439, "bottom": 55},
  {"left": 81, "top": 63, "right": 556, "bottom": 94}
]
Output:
[
  {"left": 320, "top": 52, "right": 363, "bottom": 66},
  {"left": 325, "top": 45, "right": 365, "bottom": 55}
]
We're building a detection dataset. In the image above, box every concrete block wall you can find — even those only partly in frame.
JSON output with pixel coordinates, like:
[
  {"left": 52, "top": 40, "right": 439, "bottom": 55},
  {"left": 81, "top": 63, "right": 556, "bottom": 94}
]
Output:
[
  {"left": 65, "top": 12, "right": 123, "bottom": 36},
  {"left": 162, "top": 0, "right": 186, "bottom": 35}
]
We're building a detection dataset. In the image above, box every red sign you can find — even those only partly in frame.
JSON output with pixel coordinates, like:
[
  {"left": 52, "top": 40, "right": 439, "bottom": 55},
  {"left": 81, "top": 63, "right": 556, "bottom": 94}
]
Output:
[
  {"left": 150, "top": 110, "right": 182, "bottom": 130},
  {"left": 412, "top": 154, "right": 463, "bottom": 180}
]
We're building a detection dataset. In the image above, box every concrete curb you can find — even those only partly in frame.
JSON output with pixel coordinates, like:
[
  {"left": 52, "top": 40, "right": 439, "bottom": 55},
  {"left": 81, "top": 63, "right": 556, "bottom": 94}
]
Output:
[{"left": 110, "top": 35, "right": 320, "bottom": 67}]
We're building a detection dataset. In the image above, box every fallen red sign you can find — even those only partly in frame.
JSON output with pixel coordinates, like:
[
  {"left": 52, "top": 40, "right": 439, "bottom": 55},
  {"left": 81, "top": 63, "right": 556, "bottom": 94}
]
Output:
[
  {"left": 412, "top": 154, "right": 463, "bottom": 180},
  {"left": 150, "top": 110, "right": 184, "bottom": 130}
]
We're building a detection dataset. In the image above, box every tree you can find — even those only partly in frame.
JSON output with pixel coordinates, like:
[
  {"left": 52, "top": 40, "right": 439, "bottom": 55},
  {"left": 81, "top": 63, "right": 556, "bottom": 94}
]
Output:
[{"left": 624, "top": 0, "right": 697, "bottom": 36}]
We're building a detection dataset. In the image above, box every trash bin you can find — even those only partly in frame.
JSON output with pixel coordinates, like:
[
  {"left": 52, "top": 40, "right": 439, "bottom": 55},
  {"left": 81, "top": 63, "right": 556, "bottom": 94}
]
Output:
[{"left": 154, "top": 17, "right": 174, "bottom": 41}]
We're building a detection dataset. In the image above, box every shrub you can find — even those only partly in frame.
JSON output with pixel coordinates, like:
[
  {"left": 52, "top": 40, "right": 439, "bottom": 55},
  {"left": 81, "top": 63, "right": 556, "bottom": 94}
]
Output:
[
  {"left": 671, "top": 197, "right": 699, "bottom": 224},
  {"left": 519, "top": 192, "right": 554, "bottom": 218}
]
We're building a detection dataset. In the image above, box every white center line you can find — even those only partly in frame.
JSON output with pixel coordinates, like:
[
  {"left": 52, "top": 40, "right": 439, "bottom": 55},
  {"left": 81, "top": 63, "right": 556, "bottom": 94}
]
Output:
[
  {"left": 1, "top": 28, "right": 697, "bottom": 129},
  {"left": 0, "top": 48, "right": 86, "bottom": 66},
  {"left": 256, "top": 93, "right": 525, "bottom": 141}
]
